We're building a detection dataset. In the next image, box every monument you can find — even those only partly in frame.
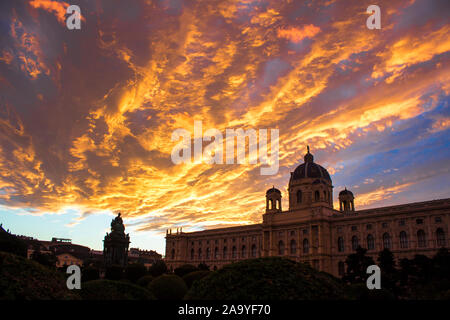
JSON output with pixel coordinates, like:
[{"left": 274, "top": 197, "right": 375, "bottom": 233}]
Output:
[{"left": 103, "top": 213, "right": 130, "bottom": 267}]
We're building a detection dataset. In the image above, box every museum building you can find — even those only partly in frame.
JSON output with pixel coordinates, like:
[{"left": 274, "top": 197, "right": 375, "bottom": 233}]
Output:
[{"left": 165, "top": 148, "right": 450, "bottom": 277}]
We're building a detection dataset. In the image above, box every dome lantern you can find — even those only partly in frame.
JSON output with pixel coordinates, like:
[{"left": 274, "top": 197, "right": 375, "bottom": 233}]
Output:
[
  {"left": 266, "top": 186, "right": 282, "bottom": 213},
  {"left": 339, "top": 187, "right": 355, "bottom": 212},
  {"left": 288, "top": 146, "right": 333, "bottom": 210}
]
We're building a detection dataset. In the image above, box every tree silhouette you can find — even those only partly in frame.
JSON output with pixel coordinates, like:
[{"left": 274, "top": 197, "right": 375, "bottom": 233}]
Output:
[
  {"left": 377, "top": 249, "right": 398, "bottom": 296},
  {"left": 343, "top": 246, "right": 375, "bottom": 284},
  {"left": 148, "top": 260, "right": 168, "bottom": 277},
  {"left": 125, "top": 262, "right": 147, "bottom": 283}
]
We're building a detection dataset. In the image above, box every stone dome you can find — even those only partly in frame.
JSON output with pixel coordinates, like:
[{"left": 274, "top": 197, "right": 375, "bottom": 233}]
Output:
[
  {"left": 339, "top": 188, "right": 353, "bottom": 196},
  {"left": 290, "top": 147, "right": 331, "bottom": 182},
  {"left": 266, "top": 186, "right": 281, "bottom": 195}
]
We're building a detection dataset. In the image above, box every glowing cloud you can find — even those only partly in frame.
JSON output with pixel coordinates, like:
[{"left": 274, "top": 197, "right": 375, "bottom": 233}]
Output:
[{"left": 277, "top": 25, "right": 321, "bottom": 43}]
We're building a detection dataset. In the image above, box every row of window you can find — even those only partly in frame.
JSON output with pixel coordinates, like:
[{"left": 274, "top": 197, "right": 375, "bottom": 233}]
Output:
[
  {"left": 277, "top": 239, "right": 310, "bottom": 255},
  {"left": 189, "top": 236, "right": 258, "bottom": 247},
  {"left": 337, "top": 228, "right": 446, "bottom": 252},
  {"left": 278, "top": 229, "right": 308, "bottom": 237},
  {"left": 187, "top": 244, "right": 259, "bottom": 260},
  {"left": 296, "top": 190, "right": 331, "bottom": 204},
  {"left": 267, "top": 199, "right": 281, "bottom": 210},
  {"left": 340, "top": 217, "right": 443, "bottom": 232}
]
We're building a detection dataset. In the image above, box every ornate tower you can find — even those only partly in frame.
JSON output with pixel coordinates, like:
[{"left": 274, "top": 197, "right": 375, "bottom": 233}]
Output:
[
  {"left": 103, "top": 212, "right": 130, "bottom": 267},
  {"left": 266, "top": 186, "right": 282, "bottom": 213},
  {"left": 339, "top": 188, "right": 355, "bottom": 212},
  {"left": 288, "top": 146, "right": 333, "bottom": 210}
]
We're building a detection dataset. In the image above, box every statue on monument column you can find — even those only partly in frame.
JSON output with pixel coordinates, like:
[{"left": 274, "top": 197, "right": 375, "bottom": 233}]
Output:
[
  {"left": 111, "top": 212, "right": 125, "bottom": 234},
  {"left": 103, "top": 212, "right": 130, "bottom": 267}
]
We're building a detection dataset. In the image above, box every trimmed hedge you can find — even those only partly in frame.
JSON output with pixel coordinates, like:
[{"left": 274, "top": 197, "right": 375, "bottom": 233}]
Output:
[
  {"left": 148, "top": 260, "right": 168, "bottom": 277},
  {"left": 185, "top": 257, "right": 347, "bottom": 300},
  {"left": 148, "top": 274, "right": 188, "bottom": 300},
  {"left": 81, "top": 266, "right": 100, "bottom": 282},
  {"left": 0, "top": 251, "right": 78, "bottom": 300},
  {"left": 137, "top": 275, "right": 154, "bottom": 287},
  {"left": 125, "top": 263, "right": 147, "bottom": 283},
  {"left": 105, "top": 265, "right": 124, "bottom": 280},
  {"left": 174, "top": 264, "right": 198, "bottom": 277},
  {"left": 182, "top": 270, "right": 211, "bottom": 289},
  {"left": 80, "top": 279, "right": 155, "bottom": 300}
]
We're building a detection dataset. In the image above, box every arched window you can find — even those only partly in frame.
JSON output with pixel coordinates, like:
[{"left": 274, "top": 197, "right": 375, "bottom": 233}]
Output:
[
  {"left": 171, "top": 249, "right": 175, "bottom": 259},
  {"left": 232, "top": 246, "right": 237, "bottom": 259},
  {"left": 417, "top": 230, "right": 426, "bottom": 248},
  {"left": 214, "top": 247, "right": 219, "bottom": 259},
  {"left": 303, "top": 239, "right": 309, "bottom": 254},
  {"left": 338, "top": 261, "right": 345, "bottom": 277},
  {"left": 290, "top": 240, "right": 297, "bottom": 254},
  {"left": 276, "top": 199, "right": 280, "bottom": 210},
  {"left": 198, "top": 248, "right": 202, "bottom": 259},
  {"left": 399, "top": 231, "right": 408, "bottom": 249},
  {"left": 278, "top": 240, "right": 285, "bottom": 255},
  {"left": 367, "top": 234, "right": 375, "bottom": 250},
  {"left": 314, "top": 190, "right": 320, "bottom": 202},
  {"left": 251, "top": 244, "right": 257, "bottom": 258},
  {"left": 351, "top": 236, "right": 359, "bottom": 251},
  {"left": 241, "top": 245, "right": 246, "bottom": 258},
  {"left": 338, "top": 237, "right": 344, "bottom": 252},
  {"left": 383, "top": 233, "right": 391, "bottom": 249},
  {"left": 190, "top": 248, "right": 194, "bottom": 260},
  {"left": 323, "top": 191, "right": 327, "bottom": 201},
  {"left": 297, "top": 190, "right": 302, "bottom": 203},
  {"left": 223, "top": 246, "right": 227, "bottom": 259},
  {"left": 206, "top": 247, "right": 210, "bottom": 259},
  {"left": 437, "top": 228, "right": 446, "bottom": 247},
  {"left": 269, "top": 199, "right": 273, "bottom": 210}
]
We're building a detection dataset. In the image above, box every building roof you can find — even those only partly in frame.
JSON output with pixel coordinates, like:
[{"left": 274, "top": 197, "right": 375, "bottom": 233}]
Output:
[
  {"left": 339, "top": 188, "right": 353, "bottom": 196},
  {"left": 290, "top": 147, "right": 331, "bottom": 182},
  {"left": 266, "top": 186, "right": 281, "bottom": 195}
]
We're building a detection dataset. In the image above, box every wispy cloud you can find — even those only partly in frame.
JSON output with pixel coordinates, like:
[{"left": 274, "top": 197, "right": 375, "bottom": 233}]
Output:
[{"left": 0, "top": 0, "right": 449, "bottom": 240}]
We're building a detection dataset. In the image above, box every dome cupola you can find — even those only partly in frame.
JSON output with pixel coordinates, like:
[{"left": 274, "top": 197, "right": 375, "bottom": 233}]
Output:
[
  {"left": 266, "top": 186, "right": 282, "bottom": 213},
  {"left": 339, "top": 187, "right": 355, "bottom": 212},
  {"left": 288, "top": 146, "right": 333, "bottom": 210}
]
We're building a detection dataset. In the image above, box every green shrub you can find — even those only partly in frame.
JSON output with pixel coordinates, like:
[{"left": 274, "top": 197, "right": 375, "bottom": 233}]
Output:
[
  {"left": 148, "top": 260, "right": 168, "bottom": 277},
  {"left": 137, "top": 275, "right": 154, "bottom": 287},
  {"left": 105, "top": 265, "right": 124, "bottom": 280},
  {"left": 198, "top": 263, "right": 210, "bottom": 271},
  {"left": 125, "top": 263, "right": 147, "bottom": 283},
  {"left": 80, "top": 279, "right": 155, "bottom": 300},
  {"left": 185, "top": 257, "right": 347, "bottom": 300},
  {"left": 30, "top": 250, "right": 57, "bottom": 268},
  {"left": 182, "top": 270, "right": 211, "bottom": 288},
  {"left": 174, "top": 264, "right": 198, "bottom": 277},
  {"left": 0, "top": 251, "right": 78, "bottom": 300},
  {"left": 148, "top": 274, "right": 188, "bottom": 300},
  {"left": 82, "top": 266, "right": 100, "bottom": 282},
  {"left": 0, "top": 232, "right": 27, "bottom": 257}
]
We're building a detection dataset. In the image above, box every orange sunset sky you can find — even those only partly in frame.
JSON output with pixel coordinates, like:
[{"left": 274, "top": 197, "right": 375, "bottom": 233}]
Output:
[{"left": 0, "top": 0, "right": 449, "bottom": 253}]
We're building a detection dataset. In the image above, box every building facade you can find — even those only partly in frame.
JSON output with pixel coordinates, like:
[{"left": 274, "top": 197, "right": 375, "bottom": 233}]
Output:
[{"left": 165, "top": 148, "right": 450, "bottom": 277}]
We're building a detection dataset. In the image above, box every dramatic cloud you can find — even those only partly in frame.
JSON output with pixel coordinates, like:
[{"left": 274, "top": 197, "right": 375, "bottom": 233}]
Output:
[
  {"left": 0, "top": 0, "right": 449, "bottom": 250},
  {"left": 28, "top": 0, "right": 70, "bottom": 24},
  {"left": 277, "top": 25, "right": 321, "bottom": 43}
]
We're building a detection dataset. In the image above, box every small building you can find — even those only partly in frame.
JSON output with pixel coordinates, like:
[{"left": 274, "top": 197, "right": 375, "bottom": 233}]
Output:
[
  {"left": 128, "top": 247, "right": 162, "bottom": 267},
  {"left": 56, "top": 253, "right": 84, "bottom": 268}
]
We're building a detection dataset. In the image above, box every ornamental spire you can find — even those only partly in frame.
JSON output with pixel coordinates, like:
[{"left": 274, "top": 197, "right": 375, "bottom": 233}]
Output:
[{"left": 304, "top": 145, "right": 314, "bottom": 163}]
